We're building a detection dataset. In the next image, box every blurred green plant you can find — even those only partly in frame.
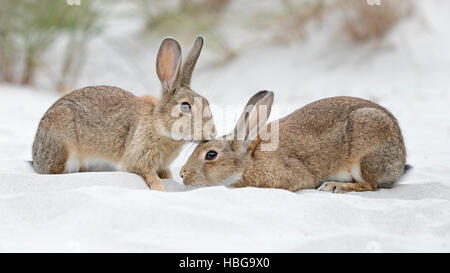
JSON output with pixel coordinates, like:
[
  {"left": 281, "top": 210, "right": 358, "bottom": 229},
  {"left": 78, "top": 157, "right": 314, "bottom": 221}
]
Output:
[
  {"left": 0, "top": 0, "right": 103, "bottom": 90},
  {"left": 137, "top": 0, "right": 229, "bottom": 37},
  {"left": 134, "top": 0, "right": 235, "bottom": 65}
]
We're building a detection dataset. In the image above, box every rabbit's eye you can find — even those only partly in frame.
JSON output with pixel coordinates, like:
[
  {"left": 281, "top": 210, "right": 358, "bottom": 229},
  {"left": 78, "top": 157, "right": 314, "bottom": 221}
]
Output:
[
  {"left": 205, "top": 150, "right": 218, "bottom": 160},
  {"left": 180, "top": 102, "right": 191, "bottom": 113}
]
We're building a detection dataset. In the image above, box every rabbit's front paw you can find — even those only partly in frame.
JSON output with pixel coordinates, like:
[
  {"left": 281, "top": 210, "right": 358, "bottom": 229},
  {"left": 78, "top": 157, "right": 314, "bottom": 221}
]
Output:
[
  {"left": 151, "top": 183, "right": 165, "bottom": 191},
  {"left": 317, "top": 182, "right": 344, "bottom": 193}
]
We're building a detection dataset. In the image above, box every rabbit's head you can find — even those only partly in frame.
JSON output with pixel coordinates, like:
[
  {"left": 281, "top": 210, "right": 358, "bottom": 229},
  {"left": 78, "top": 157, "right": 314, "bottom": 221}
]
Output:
[
  {"left": 153, "top": 36, "right": 216, "bottom": 141},
  {"left": 181, "top": 91, "right": 274, "bottom": 186}
]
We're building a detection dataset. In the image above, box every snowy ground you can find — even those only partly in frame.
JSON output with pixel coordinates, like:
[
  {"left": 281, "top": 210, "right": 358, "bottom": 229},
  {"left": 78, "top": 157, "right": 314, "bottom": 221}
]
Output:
[{"left": 1, "top": 0, "right": 450, "bottom": 252}]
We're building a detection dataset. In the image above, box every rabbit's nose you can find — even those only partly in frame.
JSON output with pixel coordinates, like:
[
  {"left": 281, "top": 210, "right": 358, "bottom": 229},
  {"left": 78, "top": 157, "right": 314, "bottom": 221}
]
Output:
[{"left": 180, "top": 168, "right": 186, "bottom": 178}]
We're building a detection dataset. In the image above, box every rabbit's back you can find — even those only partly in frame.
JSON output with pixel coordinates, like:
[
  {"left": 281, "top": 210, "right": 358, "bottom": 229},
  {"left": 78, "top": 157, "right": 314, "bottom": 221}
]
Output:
[
  {"left": 277, "top": 96, "right": 393, "bottom": 155},
  {"left": 57, "top": 85, "right": 140, "bottom": 148},
  {"left": 279, "top": 96, "right": 392, "bottom": 134},
  {"left": 254, "top": 96, "right": 405, "bottom": 190},
  {"left": 46, "top": 86, "right": 140, "bottom": 151},
  {"left": 32, "top": 86, "right": 143, "bottom": 173}
]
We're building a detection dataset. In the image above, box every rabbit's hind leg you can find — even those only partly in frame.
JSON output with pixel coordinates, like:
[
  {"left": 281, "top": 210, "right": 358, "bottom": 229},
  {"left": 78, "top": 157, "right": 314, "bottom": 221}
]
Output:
[
  {"left": 32, "top": 138, "right": 70, "bottom": 174},
  {"left": 32, "top": 105, "right": 79, "bottom": 174},
  {"left": 318, "top": 180, "right": 377, "bottom": 193},
  {"left": 317, "top": 163, "right": 377, "bottom": 193},
  {"left": 326, "top": 107, "right": 406, "bottom": 193}
]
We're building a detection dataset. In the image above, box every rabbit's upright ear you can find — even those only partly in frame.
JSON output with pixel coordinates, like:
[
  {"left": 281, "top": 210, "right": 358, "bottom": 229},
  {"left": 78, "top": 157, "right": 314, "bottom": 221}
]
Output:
[
  {"left": 180, "top": 36, "right": 204, "bottom": 87},
  {"left": 232, "top": 90, "right": 274, "bottom": 152},
  {"left": 156, "top": 38, "right": 182, "bottom": 95}
]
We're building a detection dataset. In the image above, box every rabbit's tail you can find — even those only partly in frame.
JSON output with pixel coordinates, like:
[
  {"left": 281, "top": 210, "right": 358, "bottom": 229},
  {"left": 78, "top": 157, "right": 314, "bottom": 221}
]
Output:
[
  {"left": 378, "top": 163, "right": 412, "bottom": 189},
  {"left": 404, "top": 164, "right": 413, "bottom": 174}
]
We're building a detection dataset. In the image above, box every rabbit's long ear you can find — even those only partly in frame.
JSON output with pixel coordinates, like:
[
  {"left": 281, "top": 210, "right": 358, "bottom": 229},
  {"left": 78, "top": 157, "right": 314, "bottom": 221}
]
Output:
[
  {"left": 156, "top": 38, "right": 182, "bottom": 95},
  {"left": 232, "top": 90, "right": 274, "bottom": 152},
  {"left": 180, "top": 36, "right": 204, "bottom": 87}
]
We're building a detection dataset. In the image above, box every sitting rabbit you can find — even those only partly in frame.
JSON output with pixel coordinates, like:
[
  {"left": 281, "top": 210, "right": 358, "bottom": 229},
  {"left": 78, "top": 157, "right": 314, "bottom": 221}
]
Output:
[
  {"left": 180, "top": 91, "right": 409, "bottom": 193},
  {"left": 32, "top": 36, "right": 216, "bottom": 191}
]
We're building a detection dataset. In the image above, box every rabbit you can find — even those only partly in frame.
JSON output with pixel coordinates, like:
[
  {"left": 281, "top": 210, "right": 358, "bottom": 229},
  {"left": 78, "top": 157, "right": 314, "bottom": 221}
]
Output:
[
  {"left": 180, "top": 90, "right": 409, "bottom": 193},
  {"left": 32, "top": 36, "right": 216, "bottom": 191}
]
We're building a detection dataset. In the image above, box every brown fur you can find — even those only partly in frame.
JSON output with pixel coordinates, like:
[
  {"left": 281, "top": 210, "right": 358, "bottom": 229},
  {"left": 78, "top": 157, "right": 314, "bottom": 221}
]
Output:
[
  {"left": 32, "top": 37, "right": 216, "bottom": 191},
  {"left": 181, "top": 93, "right": 406, "bottom": 193}
]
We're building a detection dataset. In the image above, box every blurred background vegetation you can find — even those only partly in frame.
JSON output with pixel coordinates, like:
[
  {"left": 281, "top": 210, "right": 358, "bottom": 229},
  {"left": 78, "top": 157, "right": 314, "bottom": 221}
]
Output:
[
  {"left": 0, "top": 0, "right": 103, "bottom": 90},
  {"left": 0, "top": 0, "right": 413, "bottom": 92}
]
